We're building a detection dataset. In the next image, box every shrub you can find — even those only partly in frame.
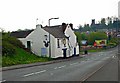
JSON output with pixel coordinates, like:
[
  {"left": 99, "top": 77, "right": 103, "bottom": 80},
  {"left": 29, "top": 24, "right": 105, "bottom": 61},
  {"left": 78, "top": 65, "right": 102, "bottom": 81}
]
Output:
[
  {"left": 75, "top": 32, "right": 107, "bottom": 45},
  {"left": 109, "top": 37, "right": 118, "bottom": 45},
  {"left": 2, "top": 34, "right": 25, "bottom": 49},
  {"left": 2, "top": 33, "right": 33, "bottom": 55},
  {"left": 87, "top": 32, "right": 107, "bottom": 45},
  {"left": 2, "top": 41, "right": 16, "bottom": 56},
  {"left": 107, "top": 43, "right": 117, "bottom": 48}
]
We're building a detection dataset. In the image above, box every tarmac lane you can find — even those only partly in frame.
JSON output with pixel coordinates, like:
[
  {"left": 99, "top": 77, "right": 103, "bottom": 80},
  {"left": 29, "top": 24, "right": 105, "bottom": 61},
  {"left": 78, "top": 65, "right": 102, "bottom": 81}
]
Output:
[
  {"left": 1, "top": 47, "right": 118, "bottom": 82},
  {"left": 81, "top": 55, "right": 119, "bottom": 82}
]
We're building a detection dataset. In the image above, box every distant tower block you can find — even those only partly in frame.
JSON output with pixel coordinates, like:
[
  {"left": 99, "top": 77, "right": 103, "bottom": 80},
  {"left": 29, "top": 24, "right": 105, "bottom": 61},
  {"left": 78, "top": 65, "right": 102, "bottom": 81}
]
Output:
[{"left": 118, "top": 1, "right": 120, "bottom": 19}]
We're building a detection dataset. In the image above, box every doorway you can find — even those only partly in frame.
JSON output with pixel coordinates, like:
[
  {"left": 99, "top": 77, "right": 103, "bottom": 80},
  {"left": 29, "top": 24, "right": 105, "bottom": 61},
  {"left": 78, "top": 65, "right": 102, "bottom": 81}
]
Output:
[{"left": 27, "top": 41, "right": 31, "bottom": 50}]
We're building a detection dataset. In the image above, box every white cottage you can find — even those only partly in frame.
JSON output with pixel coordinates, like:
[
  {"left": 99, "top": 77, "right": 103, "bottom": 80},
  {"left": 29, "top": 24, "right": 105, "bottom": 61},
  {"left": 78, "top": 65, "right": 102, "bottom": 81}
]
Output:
[{"left": 10, "top": 23, "right": 79, "bottom": 58}]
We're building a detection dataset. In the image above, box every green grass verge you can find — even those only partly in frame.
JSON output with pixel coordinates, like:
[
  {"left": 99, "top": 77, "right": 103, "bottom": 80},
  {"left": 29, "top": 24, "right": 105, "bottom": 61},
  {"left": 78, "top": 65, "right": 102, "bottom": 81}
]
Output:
[
  {"left": 2, "top": 47, "right": 53, "bottom": 67},
  {"left": 88, "top": 48, "right": 106, "bottom": 52},
  {"left": 80, "top": 48, "right": 107, "bottom": 54}
]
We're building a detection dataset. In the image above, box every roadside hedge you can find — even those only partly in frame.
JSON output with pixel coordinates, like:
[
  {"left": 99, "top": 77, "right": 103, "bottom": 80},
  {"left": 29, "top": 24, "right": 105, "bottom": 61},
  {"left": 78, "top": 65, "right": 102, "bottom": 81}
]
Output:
[
  {"left": 2, "top": 33, "right": 25, "bottom": 56},
  {"left": 2, "top": 33, "right": 25, "bottom": 49},
  {"left": 2, "top": 41, "right": 16, "bottom": 56}
]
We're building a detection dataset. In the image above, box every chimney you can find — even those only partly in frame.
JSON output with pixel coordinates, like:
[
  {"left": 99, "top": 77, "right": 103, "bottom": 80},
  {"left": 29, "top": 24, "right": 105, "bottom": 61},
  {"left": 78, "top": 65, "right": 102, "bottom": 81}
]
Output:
[
  {"left": 62, "top": 23, "right": 67, "bottom": 32},
  {"left": 91, "top": 19, "right": 95, "bottom": 25},
  {"left": 69, "top": 23, "right": 73, "bottom": 30},
  {"left": 36, "top": 24, "right": 42, "bottom": 29},
  {"left": 62, "top": 23, "right": 67, "bottom": 26}
]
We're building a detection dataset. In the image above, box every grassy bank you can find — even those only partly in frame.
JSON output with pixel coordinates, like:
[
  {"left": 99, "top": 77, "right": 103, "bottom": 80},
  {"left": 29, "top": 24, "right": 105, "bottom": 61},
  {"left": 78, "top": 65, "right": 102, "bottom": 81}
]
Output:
[
  {"left": 88, "top": 48, "right": 106, "bottom": 52},
  {"left": 80, "top": 45, "right": 117, "bottom": 54},
  {"left": 80, "top": 48, "right": 107, "bottom": 54},
  {"left": 2, "top": 47, "right": 53, "bottom": 67}
]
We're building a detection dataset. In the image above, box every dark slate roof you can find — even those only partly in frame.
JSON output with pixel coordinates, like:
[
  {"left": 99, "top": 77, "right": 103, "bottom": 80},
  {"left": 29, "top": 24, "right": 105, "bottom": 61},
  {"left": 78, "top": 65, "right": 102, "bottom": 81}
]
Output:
[
  {"left": 10, "top": 30, "right": 34, "bottom": 38},
  {"left": 43, "top": 25, "right": 66, "bottom": 38},
  {"left": 10, "top": 23, "right": 69, "bottom": 38}
]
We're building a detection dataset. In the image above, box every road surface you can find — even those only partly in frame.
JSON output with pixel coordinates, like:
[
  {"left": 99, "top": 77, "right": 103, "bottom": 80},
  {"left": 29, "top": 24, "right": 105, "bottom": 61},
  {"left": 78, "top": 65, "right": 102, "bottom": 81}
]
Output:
[{"left": 1, "top": 47, "right": 119, "bottom": 82}]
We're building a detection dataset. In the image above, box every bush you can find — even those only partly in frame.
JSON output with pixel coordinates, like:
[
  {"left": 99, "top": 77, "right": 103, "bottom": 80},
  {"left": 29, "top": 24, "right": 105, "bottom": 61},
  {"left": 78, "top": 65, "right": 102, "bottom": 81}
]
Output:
[
  {"left": 87, "top": 32, "right": 107, "bottom": 45},
  {"left": 2, "top": 47, "right": 53, "bottom": 67},
  {"left": 109, "top": 37, "right": 118, "bottom": 45},
  {"left": 75, "top": 32, "right": 107, "bottom": 45},
  {"left": 2, "top": 34, "right": 25, "bottom": 49},
  {"left": 2, "top": 32, "right": 32, "bottom": 56},
  {"left": 2, "top": 41, "right": 16, "bottom": 56},
  {"left": 108, "top": 43, "right": 116, "bottom": 46}
]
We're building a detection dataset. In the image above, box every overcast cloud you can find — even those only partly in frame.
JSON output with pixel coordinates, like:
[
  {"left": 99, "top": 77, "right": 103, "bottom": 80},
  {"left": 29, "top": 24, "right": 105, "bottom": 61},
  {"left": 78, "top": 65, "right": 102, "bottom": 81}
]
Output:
[{"left": 0, "top": 0, "right": 119, "bottom": 31}]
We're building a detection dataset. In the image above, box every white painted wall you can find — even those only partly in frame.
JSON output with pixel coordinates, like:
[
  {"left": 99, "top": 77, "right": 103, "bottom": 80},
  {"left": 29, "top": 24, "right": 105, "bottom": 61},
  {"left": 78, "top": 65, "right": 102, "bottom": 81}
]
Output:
[
  {"left": 50, "top": 38, "right": 66, "bottom": 58},
  {"left": 18, "top": 24, "right": 79, "bottom": 58},
  {"left": 50, "top": 35, "right": 56, "bottom": 58},
  {"left": 76, "top": 44, "right": 79, "bottom": 55},
  {"left": 18, "top": 25, "right": 68, "bottom": 58},
  {"left": 53, "top": 38, "right": 63, "bottom": 58},
  {"left": 51, "top": 37, "right": 71, "bottom": 58},
  {"left": 65, "top": 25, "right": 76, "bottom": 46},
  {"left": 19, "top": 24, "right": 49, "bottom": 57},
  {"left": 64, "top": 25, "right": 79, "bottom": 56}
]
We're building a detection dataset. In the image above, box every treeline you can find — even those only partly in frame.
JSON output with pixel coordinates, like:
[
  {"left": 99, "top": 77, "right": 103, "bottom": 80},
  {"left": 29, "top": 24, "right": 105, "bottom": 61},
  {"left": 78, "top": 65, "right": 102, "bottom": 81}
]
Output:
[
  {"left": 78, "top": 17, "right": 120, "bottom": 32},
  {"left": 75, "top": 32, "right": 107, "bottom": 45},
  {"left": 75, "top": 31, "right": 118, "bottom": 46}
]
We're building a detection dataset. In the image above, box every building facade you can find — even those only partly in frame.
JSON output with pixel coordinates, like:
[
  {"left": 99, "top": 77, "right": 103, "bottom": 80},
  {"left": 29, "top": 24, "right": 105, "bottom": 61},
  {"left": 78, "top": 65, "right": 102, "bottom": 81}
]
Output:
[{"left": 11, "top": 23, "right": 79, "bottom": 58}]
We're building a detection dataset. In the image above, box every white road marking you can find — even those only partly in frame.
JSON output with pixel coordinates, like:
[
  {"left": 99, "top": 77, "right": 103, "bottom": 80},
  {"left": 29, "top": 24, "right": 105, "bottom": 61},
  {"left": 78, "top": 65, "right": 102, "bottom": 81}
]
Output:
[
  {"left": 81, "top": 61, "right": 86, "bottom": 63},
  {"left": 54, "top": 65, "right": 66, "bottom": 70},
  {"left": 24, "top": 73, "right": 34, "bottom": 77},
  {"left": 112, "top": 55, "right": 117, "bottom": 58},
  {"left": 0, "top": 80, "right": 6, "bottom": 82},
  {"left": 70, "top": 62, "right": 78, "bottom": 65},
  {"left": 54, "top": 67, "right": 58, "bottom": 69},
  {"left": 58, "top": 65, "right": 66, "bottom": 69},
  {"left": 34, "top": 70, "right": 46, "bottom": 74},
  {"left": 24, "top": 70, "right": 46, "bottom": 77}
]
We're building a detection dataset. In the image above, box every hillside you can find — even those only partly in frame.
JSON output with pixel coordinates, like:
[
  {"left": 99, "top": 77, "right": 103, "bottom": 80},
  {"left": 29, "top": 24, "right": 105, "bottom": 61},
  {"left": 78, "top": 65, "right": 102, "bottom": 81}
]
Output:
[{"left": 2, "top": 33, "right": 52, "bottom": 67}]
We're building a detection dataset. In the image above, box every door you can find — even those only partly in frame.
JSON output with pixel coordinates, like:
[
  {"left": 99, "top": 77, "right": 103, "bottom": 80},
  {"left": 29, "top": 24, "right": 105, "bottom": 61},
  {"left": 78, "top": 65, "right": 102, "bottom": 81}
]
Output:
[
  {"left": 27, "top": 41, "right": 31, "bottom": 50},
  {"left": 74, "top": 47, "right": 76, "bottom": 56},
  {"left": 62, "top": 48, "right": 67, "bottom": 58}
]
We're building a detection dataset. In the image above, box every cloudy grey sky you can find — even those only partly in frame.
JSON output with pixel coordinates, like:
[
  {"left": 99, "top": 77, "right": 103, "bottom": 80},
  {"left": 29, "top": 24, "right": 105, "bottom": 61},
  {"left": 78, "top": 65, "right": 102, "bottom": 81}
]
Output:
[{"left": 0, "top": 0, "right": 119, "bottom": 31}]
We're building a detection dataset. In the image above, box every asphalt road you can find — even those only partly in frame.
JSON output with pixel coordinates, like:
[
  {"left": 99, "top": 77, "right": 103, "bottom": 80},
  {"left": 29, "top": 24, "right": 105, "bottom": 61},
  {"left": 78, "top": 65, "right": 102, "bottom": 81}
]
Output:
[
  {"left": 85, "top": 58, "right": 119, "bottom": 81},
  {"left": 1, "top": 47, "right": 119, "bottom": 82}
]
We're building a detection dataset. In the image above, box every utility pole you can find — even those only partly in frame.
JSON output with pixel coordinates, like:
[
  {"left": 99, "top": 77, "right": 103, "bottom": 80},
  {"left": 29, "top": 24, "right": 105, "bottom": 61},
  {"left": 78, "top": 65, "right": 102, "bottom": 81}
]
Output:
[{"left": 48, "top": 17, "right": 59, "bottom": 58}]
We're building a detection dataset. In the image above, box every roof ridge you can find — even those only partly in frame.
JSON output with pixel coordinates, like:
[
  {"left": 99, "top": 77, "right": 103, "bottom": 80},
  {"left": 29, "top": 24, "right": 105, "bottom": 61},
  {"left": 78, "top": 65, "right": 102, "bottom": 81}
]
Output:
[{"left": 10, "top": 29, "right": 34, "bottom": 38}]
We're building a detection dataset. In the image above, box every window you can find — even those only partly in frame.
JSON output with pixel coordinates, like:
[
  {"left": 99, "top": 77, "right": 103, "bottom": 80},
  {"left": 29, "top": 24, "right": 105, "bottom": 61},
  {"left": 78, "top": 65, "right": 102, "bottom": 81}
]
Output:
[
  {"left": 57, "top": 39, "right": 60, "bottom": 48},
  {"left": 62, "top": 38, "right": 66, "bottom": 47},
  {"left": 44, "top": 35, "right": 48, "bottom": 40}
]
